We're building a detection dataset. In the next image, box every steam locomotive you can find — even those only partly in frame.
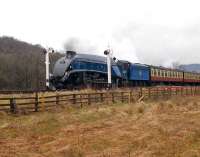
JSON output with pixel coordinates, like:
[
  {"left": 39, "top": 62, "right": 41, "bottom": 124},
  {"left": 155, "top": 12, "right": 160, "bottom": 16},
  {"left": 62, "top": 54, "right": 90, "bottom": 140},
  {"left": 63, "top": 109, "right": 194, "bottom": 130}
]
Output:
[{"left": 50, "top": 51, "right": 200, "bottom": 89}]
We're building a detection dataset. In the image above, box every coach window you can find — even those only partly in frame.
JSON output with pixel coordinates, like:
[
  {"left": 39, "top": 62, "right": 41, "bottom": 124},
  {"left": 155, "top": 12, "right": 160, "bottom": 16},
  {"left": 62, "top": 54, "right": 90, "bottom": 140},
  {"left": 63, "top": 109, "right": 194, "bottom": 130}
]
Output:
[
  {"left": 155, "top": 69, "right": 158, "bottom": 76},
  {"left": 154, "top": 69, "right": 157, "bottom": 76},
  {"left": 160, "top": 70, "right": 163, "bottom": 76},
  {"left": 151, "top": 69, "right": 154, "bottom": 76},
  {"left": 165, "top": 71, "right": 167, "bottom": 77},
  {"left": 153, "top": 69, "right": 155, "bottom": 76}
]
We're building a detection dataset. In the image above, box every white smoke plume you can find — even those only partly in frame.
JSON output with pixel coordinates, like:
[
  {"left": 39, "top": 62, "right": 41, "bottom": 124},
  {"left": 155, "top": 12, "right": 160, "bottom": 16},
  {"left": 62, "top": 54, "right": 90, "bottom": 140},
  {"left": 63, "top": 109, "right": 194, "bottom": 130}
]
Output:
[
  {"left": 63, "top": 37, "right": 139, "bottom": 63},
  {"left": 63, "top": 21, "right": 200, "bottom": 67},
  {"left": 113, "top": 22, "right": 200, "bottom": 67}
]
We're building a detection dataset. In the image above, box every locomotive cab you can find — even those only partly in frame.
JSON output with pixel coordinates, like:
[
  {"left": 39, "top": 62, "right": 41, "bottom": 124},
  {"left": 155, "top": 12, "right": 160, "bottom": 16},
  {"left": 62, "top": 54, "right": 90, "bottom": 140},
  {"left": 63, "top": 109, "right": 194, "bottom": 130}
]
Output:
[{"left": 117, "top": 60, "right": 131, "bottom": 86}]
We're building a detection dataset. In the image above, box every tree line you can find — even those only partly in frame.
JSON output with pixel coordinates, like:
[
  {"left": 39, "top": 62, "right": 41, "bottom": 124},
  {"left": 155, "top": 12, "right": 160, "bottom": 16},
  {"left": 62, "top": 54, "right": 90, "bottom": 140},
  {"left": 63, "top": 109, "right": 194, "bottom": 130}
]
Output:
[{"left": 0, "top": 36, "right": 63, "bottom": 90}]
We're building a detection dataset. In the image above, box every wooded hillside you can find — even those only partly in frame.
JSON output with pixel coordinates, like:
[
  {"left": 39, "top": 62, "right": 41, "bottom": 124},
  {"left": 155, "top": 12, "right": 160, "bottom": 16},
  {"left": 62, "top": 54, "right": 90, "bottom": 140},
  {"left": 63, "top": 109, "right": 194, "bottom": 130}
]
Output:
[{"left": 0, "top": 36, "right": 62, "bottom": 90}]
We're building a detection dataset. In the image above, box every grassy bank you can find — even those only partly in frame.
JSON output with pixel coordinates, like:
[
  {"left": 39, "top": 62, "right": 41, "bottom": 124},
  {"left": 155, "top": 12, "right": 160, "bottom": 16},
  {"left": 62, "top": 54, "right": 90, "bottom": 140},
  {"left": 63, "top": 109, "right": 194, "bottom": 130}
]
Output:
[{"left": 0, "top": 97, "right": 200, "bottom": 157}]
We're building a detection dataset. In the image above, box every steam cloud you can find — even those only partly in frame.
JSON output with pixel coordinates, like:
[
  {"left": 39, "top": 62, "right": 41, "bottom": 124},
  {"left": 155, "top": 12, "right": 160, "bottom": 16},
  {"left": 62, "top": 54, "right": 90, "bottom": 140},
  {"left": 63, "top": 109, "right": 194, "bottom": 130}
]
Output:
[
  {"left": 63, "top": 22, "right": 200, "bottom": 67},
  {"left": 64, "top": 37, "right": 97, "bottom": 53},
  {"left": 113, "top": 23, "right": 200, "bottom": 67},
  {"left": 63, "top": 37, "right": 139, "bottom": 63}
]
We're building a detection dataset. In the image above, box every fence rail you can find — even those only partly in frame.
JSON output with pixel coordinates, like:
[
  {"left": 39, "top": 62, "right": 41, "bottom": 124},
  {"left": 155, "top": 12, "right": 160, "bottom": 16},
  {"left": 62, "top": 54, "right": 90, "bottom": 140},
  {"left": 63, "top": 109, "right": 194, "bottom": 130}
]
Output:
[{"left": 0, "top": 86, "right": 200, "bottom": 113}]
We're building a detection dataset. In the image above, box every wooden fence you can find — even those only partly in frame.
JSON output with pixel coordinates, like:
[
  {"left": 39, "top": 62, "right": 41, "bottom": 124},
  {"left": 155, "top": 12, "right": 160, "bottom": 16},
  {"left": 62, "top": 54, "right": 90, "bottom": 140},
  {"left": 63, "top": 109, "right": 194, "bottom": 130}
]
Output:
[{"left": 0, "top": 86, "right": 200, "bottom": 113}]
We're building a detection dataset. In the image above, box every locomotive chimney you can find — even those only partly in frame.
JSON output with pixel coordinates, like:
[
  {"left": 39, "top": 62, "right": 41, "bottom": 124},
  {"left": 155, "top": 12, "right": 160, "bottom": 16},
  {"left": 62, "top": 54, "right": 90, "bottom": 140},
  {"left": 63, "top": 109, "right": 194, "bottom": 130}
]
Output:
[{"left": 66, "top": 51, "right": 76, "bottom": 59}]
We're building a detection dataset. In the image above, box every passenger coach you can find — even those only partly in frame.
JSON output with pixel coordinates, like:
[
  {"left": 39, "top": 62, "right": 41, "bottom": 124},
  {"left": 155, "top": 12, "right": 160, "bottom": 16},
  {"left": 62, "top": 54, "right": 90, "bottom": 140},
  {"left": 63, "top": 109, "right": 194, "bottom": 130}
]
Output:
[{"left": 150, "top": 66, "right": 184, "bottom": 85}]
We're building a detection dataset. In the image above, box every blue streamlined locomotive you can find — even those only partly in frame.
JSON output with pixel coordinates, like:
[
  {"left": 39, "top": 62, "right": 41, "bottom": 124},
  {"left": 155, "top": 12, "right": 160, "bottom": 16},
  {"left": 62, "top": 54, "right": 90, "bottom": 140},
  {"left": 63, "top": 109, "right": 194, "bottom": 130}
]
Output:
[{"left": 50, "top": 51, "right": 200, "bottom": 89}]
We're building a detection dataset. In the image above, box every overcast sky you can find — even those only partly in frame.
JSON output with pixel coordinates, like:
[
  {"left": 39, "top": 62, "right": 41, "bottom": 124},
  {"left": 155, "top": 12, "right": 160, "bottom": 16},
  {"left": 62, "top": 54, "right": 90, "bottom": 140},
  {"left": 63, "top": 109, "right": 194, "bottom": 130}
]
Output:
[{"left": 0, "top": 0, "right": 200, "bottom": 66}]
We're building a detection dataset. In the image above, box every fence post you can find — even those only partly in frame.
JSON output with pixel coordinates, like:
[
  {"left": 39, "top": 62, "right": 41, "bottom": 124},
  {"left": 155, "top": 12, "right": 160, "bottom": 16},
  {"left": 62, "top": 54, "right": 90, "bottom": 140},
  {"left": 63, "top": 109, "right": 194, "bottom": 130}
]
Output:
[
  {"left": 169, "top": 88, "right": 171, "bottom": 97},
  {"left": 35, "top": 92, "right": 39, "bottom": 112},
  {"left": 80, "top": 94, "right": 83, "bottom": 108},
  {"left": 10, "top": 97, "right": 17, "bottom": 113},
  {"left": 148, "top": 88, "right": 151, "bottom": 98},
  {"left": 112, "top": 92, "right": 115, "bottom": 103},
  {"left": 175, "top": 88, "right": 178, "bottom": 95},
  {"left": 186, "top": 88, "right": 188, "bottom": 96},
  {"left": 88, "top": 94, "right": 91, "bottom": 105},
  {"left": 156, "top": 87, "right": 159, "bottom": 97},
  {"left": 121, "top": 92, "right": 124, "bottom": 103},
  {"left": 56, "top": 93, "right": 59, "bottom": 105},
  {"left": 162, "top": 88, "right": 165, "bottom": 97},
  {"left": 73, "top": 94, "right": 76, "bottom": 104},
  {"left": 140, "top": 87, "right": 143, "bottom": 98},
  {"left": 180, "top": 87, "right": 183, "bottom": 96},
  {"left": 129, "top": 91, "right": 132, "bottom": 103},
  {"left": 100, "top": 93, "right": 103, "bottom": 102},
  {"left": 191, "top": 87, "right": 193, "bottom": 96}
]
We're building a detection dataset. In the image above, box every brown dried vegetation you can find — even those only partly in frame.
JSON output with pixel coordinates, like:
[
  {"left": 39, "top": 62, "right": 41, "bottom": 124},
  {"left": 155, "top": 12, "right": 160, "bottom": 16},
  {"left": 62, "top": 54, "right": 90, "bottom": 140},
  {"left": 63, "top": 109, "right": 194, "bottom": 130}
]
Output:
[{"left": 0, "top": 97, "right": 200, "bottom": 157}]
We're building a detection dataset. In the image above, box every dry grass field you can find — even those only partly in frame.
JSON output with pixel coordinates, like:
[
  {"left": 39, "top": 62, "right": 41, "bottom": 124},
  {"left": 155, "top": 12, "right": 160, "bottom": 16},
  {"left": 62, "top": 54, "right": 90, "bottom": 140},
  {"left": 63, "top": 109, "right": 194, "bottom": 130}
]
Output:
[{"left": 0, "top": 96, "right": 200, "bottom": 157}]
